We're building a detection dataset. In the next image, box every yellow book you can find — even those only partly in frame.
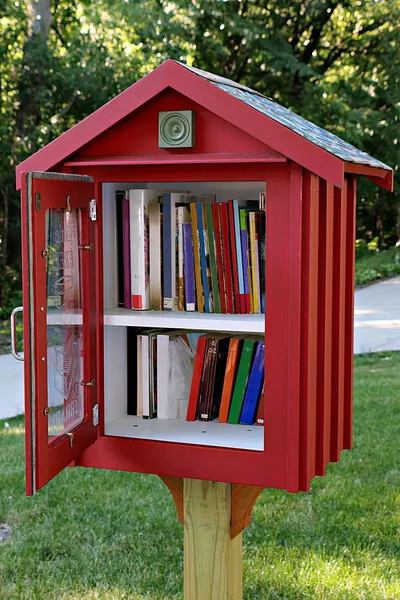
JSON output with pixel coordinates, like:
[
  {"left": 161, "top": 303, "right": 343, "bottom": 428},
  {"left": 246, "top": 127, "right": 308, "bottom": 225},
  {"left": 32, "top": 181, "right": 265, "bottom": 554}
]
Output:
[
  {"left": 249, "top": 212, "right": 259, "bottom": 314},
  {"left": 190, "top": 203, "right": 204, "bottom": 313}
]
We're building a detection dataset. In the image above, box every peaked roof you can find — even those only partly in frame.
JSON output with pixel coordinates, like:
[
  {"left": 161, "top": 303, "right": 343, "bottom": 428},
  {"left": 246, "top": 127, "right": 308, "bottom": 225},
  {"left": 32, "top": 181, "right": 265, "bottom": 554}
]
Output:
[
  {"left": 16, "top": 59, "right": 393, "bottom": 190},
  {"left": 182, "top": 64, "right": 390, "bottom": 170}
]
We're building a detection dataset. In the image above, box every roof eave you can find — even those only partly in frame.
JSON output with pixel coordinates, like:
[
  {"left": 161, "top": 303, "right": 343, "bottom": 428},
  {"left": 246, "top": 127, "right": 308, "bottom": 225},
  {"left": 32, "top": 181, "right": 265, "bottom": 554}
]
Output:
[{"left": 344, "top": 162, "right": 394, "bottom": 191}]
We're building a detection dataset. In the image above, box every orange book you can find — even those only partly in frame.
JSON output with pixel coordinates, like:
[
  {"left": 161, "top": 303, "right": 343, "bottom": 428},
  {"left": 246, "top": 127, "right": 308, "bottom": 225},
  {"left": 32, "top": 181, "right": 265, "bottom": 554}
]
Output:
[
  {"left": 190, "top": 203, "right": 204, "bottom": 313},
  {"left": 255, "top": 380, "right": 265, "bottom": 426},
  {"left": 218, "top": 336, "right": 245, "bottom": 422},
  {"left": 186, "top": 336, "right": 207, "bottom": 421}
]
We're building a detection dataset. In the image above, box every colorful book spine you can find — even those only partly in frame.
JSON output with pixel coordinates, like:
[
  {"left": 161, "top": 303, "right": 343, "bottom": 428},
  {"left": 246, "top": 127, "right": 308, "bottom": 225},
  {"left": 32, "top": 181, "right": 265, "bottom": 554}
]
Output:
[
  {"left": 227, "top": 200, "right": 240, "bottom": 313},
  {"left": 182, "top": 222, "right": 196, "bottom": 311},
  {"left": 186, "top": 336, "right": 207, "bottom": 421},
  {"left": 249, "top": 211, "right": 259, "bottom": 314},
  {"left": 190, "top": 203, "right": 204, "bottom": 313},
  {"left": 129, "top": 189, "right": 159, "bottom": 310},
  {"left": 239, "top": 209, "right": 251, "bottom": 314},
  {"left": 218, "top": 336, "right": 244, "bottom": 422},
  {"left": 197, "top": 339, "right": 215, "bottom": 419},
  {"left": 149, "top": 203, "right": 162, "bottom": 310},
  {"left": 228, "top": 338, "right": 256, "bottom": 424},
  {"left": 239, "top": 340, "right": 265, "bottom": 425},
  {"left": 177, "top": 205, "right": 191, "bottom": 311},
  {"left": 259, "top": 213, "right": 266, "bottom": 313},
  {"left": 232, "top": 199, "right": 245, "bottom": 313},
  {"left": 196, "top": 203, "right": 211, "bottom": 313},
  {"left": 205, "top": 203, "right": 220, "bottom": 313},
  {"left": 220, "top": 202, "right": 235, "bottom": 314},
  {"left": 212, "top": 203, "right": 227, "bottom": 313},
  {"left": 210, "top": 337, "right": 230, "bottom": 419},
  {"left": 122, "top": 192, "right": 131, "bottom": 309}
]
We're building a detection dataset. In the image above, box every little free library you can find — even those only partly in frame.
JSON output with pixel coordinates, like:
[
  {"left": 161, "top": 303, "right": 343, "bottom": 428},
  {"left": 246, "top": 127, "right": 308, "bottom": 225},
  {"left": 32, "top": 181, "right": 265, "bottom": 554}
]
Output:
[{"left": 14, "top": 60, "right": 393, "bottom": 599}]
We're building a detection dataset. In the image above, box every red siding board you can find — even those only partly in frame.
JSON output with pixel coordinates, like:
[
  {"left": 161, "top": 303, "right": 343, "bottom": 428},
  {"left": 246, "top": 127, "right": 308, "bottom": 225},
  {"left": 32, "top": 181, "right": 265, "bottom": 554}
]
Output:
[
  {"left": 330, "top": 182, "right": 347, "bottom": 462},
  {"left": 343, "top": 175, "right": 356, "bottom": 449},
  {"left": 285, "top": 164, "right": 303, "bottom": 493},
  {"left": 315, "top": 181, "right": 334, "bottom": 476},
  {"left": 299, "top": 171, "right": 319, "bottom": 491}
]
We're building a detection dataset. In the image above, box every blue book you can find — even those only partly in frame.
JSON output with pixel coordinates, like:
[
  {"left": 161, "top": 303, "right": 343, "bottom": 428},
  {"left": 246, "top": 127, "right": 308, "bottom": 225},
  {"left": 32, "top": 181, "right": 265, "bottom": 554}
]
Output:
[
  {"left": 196, "top": 203, "right": 210, "bottom": 313},
  {"left": 239, "top": 339, "right": 265, "bottom": 425},
  {"left": 183, "top": 222, "right": 196, "bottom": 311},
  {"left": 233, "top": 199, "right": 244, "bottom": 297}
]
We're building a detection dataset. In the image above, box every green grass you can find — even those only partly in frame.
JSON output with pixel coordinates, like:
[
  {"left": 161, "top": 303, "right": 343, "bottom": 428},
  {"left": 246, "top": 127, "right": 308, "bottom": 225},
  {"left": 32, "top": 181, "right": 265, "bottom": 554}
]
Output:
[
  {"left": 0, "top": 353, "right": 400, "bottom": 599},
  {"left": 355, "top": 246, "right": 400, "bottom": 286}
]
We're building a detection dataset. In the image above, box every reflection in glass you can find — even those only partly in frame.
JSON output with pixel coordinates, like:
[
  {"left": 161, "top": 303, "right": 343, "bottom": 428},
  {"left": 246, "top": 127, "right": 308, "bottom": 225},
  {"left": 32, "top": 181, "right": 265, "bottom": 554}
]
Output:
[{"left": 45, "top": 209, "right": 84, "bottom": 442}]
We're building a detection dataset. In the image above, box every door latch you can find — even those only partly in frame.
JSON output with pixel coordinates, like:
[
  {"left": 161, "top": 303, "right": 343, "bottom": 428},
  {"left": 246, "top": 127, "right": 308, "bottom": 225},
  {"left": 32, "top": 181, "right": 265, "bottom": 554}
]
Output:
[
  {"left": 65, "top": 432, "right": 74, "bottom": 448},
  {"left": 81, "top": 379, "right": 95, "bottom": 387}
]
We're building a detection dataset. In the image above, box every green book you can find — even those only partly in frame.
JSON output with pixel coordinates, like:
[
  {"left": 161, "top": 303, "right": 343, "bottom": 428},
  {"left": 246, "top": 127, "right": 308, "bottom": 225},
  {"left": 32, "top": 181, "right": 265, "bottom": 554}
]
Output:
[
  {"left": 205, "top": 203, "right": 221, "bottom": 313},
  {"left": 228, "top": 337, "right": 258, "bottom": 424}
]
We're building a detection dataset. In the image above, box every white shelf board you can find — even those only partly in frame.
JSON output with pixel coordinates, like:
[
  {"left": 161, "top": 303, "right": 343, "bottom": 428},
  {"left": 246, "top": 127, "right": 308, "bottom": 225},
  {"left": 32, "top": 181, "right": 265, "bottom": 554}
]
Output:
[
  {"left": 104, "top": 308, "right": 265, "bottom": 333},
  {"left": 105, "top": 415, "right": 264, "bottom": 451}
]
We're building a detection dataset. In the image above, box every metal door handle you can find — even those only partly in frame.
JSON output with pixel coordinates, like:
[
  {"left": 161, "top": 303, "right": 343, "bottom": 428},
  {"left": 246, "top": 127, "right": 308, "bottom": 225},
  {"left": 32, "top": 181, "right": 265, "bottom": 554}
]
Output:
[{"left": 10, "top": 306, "right": 24, "bottom": 362}]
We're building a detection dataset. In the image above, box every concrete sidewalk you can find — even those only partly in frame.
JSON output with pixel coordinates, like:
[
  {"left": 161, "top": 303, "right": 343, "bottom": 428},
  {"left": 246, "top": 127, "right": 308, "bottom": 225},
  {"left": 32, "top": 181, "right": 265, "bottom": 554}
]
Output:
[{"left": 1, "top": 275, "right": 399, "bottom": 420}]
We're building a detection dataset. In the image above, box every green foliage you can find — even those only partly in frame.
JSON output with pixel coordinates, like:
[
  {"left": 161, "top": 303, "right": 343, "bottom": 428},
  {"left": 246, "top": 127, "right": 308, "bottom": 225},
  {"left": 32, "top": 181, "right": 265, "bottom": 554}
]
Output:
[
  {"left": 0, "top": 352, "right": 399, "bottom": 598},
  {"left": 0, "top": 0, "right": 399, "bottom": 315},
  {"left": 355, "top": 245, "right": 400, "bottom": 285}
]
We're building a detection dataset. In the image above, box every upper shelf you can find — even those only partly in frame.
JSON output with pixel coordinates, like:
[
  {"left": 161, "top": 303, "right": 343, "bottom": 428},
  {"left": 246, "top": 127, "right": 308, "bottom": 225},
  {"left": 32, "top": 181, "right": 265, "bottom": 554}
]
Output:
[{"left": 104, "top": 308, "right": 265, "bottom": 333}]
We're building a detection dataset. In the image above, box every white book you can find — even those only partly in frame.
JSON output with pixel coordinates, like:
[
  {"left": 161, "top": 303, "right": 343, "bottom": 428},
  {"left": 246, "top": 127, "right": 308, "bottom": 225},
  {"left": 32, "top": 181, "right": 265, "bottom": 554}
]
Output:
[
  {"left": 157, "top": 332, "right": 195, "bottom": 419},
  {"left": 129, "top": 189, "right": 166, "bottom": 311},
  {"left": 149, "top": 203, "right": 162, "bottom": 310}
]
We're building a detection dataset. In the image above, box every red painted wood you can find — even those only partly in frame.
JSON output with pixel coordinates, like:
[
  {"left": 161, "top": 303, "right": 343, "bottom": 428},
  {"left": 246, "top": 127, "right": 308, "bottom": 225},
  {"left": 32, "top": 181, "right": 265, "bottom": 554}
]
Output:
[
  {"left": 67, "top": 163, "right": 275, "bottom": 183},
  {"left": 330, "top": 182, "right": 347, "bottom": 462},
  {"left": 64, "top": 153, "right": 286, "bottom": 166},
  {"left": 76, "top": 435, "right": 271, "bottom": 487},
  {"left": 315, "top": 181, "right": 334, "bottom": 476},
  {"left": 263, "top": 164, "right": 296, "bottom": 490},
  {"left": 23, "top": 174, "right": 98, "bottom": 493},
  {"left": 94, "top": 182, "right": 105, "bottom": 437},
  {"left": 298, "top": 172, "right": 319, "bottom": 491},
  {"left": 343, "top": 175, "right": 356, "bottom": 449},
  {"left": 285, "top": 164, "right": 303, "bottom": 493},
  {"left": 344, "top": 162, "right": 393, "bottom": 191}
]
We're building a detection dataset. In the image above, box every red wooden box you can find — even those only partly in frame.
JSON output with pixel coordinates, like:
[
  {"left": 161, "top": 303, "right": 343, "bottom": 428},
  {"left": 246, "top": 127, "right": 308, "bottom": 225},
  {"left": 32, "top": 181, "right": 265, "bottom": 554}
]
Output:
[{"left": 16, "top": 60, "right": 393, "bottom": 495}]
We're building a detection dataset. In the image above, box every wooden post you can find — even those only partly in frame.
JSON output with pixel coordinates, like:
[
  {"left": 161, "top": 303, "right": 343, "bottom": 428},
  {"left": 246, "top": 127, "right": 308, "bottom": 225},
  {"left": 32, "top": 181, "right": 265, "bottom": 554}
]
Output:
[
  {"left": 184, "top": 479, "right": 242, "bottom": 600},
  {"left": 160, "top": 476, "right": 263, "bottom": 599}
]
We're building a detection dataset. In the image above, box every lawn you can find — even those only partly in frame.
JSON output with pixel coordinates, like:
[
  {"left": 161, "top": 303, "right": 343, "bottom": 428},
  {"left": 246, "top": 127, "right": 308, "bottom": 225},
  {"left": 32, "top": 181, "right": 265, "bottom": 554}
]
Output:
[
  {"left": 355, "top": 246, "right": 400, "bottom": 286},
  {"left": 0, "top": 353, "right": 399, "bottom": 600}
]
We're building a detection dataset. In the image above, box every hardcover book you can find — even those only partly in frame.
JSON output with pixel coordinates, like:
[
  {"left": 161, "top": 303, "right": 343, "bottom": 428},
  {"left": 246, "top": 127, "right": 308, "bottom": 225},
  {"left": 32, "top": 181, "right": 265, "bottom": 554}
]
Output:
[
  {"left": 182, "top": 222, "right": 196, "bottom": 311},
  {"left": 149, "top": 202, "right": 162, "bottom": 310},
  {"left": 190, "top": 203, "right": 204, "bottom": 313},
  {"left": 205, "top": 203, "right": 220, "bottom": 313},
  {"left": 186, "top": 335, "right": 207, "bottom": 421},
  {"left": 228, "top": 336, "right": 260, "bottom": 424},
  {"left": 212, "top": 203, "right": 227, "bottom": 313},
  {"left": 219, "top": 202, "right": 235, "bottom": 314},
  {"left": 239, "top": 340, "right": 265, "bottom": 425},
  {"left": 218, "top": 335, "right": 246, "bottom": 423}
]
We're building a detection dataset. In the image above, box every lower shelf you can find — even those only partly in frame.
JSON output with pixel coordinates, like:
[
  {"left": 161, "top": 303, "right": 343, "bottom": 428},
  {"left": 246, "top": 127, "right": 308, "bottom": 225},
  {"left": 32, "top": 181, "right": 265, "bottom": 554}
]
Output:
[{"left": 105, "top": 415, "right": 264, "bottom": 451}]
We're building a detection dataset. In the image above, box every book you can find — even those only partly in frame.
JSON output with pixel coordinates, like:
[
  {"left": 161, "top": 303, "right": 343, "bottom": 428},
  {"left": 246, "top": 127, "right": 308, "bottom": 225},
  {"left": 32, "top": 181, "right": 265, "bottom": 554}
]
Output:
[
  {"left": 177, "top": 205, "right": 191, "bottom": 311},
  {"left": 129, "top": 189, "right": 164, "bottom": 310},
  {"left": 182, "top": 222, "right": 196, "bottom": 311},
  {"left": 232, "top": 199, "right": 245, "bottom": 313},
  {"left": 186, "top": 335, "right": 207, "bottom": 421},
  {"left": 115, "top": 191, "right": 125, "bottom": 307},
  {"left": 122, "top": 192, "right": 132, "bottom": 309},
  {"left": 127, "top": 327, "right": 138, "bottom": 415},
  {"left": 227, "top": 200, "right": 240, "bottom": 313},
  {"left": 209, "top": 336, "right": 230, "bottom": 419},
  {"left": 162, "top": 193, "right": 189, "bottom": 311},
  {"left": 259, "top": 212, "right": 266, "bottom": 313},
  {"left": 227, "top": 336, "right": 259, "bottom": 424},
  {"left": 136, "top": 335, "right": 143, "bottom": 417},
  {"left": 196, "top": 203, "right": 211, "bottom": 313},
  {"left": 219, "top": 202, "right": 235, "bottom": 314},
  {"left": 239, "top": 340, "right": 265, "bottom": 425},
  {"left": 190, "top": 203, "right": 204, "bottom": 313},
  {"left": 218, "top": 335, "right": 246, "bottom": 423},
  {"left": 212, "top": 203, "right": 227, "bottom": 313},
  {"left": 205, "top": 203, "right": 220, "bottom": 313},
  {"left": 239, "top": 208, "right": 251, "bottom": 314},
  {"left": 255, "top": 381, "right": 265, "bottom": 426},
  {"left": 157, "top": 331, "right": 195, "bottom": 419},
  {"left": 149, "top": 203, "right": 162, "bottom": 310},
  {"left": 249, "top": 211, "right": 260, "bottom": 314},
  {"left": 198, "top": 334, "right": 230, "bottom": 421}
]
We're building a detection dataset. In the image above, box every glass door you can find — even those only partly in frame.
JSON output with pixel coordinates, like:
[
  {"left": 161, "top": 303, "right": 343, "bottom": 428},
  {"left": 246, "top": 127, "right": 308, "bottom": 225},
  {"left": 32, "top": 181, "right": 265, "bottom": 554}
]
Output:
[{"left": 21, "top": 172, "right": 98, "bottom": 494}]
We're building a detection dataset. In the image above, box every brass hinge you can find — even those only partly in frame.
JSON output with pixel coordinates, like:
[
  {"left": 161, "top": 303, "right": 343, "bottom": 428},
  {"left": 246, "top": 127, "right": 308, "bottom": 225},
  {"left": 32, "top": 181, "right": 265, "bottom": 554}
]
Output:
[
  {"left": 81, "top": 378, "right": 95, "bottom": 387},
  {"left": 35, "top": 193, "right": 41, "bottom": 210},
  {"left": 42, "top": 249, "right": 49, "bottom": 259},
  {"left": 79, "top": 244, "right": 94, "bottom": 251},
  {"left": 65, "top": 195, "right": 72, "bottom": 213},
  {"left": 89, "top": 199, "right": 97, "bottom": 221}
]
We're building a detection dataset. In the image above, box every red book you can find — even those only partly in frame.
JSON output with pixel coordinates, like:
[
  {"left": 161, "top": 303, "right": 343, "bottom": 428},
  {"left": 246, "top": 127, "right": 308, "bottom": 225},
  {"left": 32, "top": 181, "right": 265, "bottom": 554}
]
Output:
[
  {"left": 219, "top": 203, "right": 235, "bottom": 314},
  {"left": 212, "top": 203, "right": 227, "bottom": 314},
  {"left": 227, "top": 200, "right": 241, "bottom": 313},
  {"left": 186, "top": 336, "right": 207, "bottom": 421}
]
